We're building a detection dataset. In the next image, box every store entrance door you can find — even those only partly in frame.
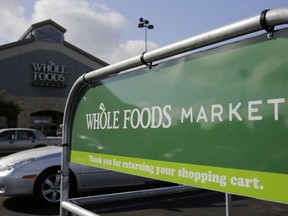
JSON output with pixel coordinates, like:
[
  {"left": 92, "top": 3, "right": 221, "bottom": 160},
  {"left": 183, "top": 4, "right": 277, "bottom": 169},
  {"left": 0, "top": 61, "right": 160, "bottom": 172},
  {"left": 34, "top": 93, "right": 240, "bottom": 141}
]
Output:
[{"left": 30, "top": 110, "right": 63, "bottom": 136}]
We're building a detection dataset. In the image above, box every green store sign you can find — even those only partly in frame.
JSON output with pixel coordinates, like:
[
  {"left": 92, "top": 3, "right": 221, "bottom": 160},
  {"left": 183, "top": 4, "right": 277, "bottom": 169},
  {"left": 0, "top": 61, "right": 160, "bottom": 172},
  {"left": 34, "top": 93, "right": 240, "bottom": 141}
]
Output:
[{"left": 71, "top": 28, "right": 288, "bottom": 204}]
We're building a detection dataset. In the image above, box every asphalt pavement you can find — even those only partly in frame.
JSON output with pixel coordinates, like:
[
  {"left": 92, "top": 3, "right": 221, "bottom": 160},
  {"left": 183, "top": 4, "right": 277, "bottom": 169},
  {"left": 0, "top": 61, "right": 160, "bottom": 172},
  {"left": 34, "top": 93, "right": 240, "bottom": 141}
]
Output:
[{"left": 1, "top": 188, "right": 288, "bottom": 216}]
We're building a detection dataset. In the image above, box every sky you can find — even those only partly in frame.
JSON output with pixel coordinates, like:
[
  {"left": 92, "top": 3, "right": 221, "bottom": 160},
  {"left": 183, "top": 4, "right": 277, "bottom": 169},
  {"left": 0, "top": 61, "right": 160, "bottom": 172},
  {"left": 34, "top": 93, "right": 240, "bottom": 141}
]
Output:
[{"left": 0, "top": 0, "right": 287, "bottom": 64}]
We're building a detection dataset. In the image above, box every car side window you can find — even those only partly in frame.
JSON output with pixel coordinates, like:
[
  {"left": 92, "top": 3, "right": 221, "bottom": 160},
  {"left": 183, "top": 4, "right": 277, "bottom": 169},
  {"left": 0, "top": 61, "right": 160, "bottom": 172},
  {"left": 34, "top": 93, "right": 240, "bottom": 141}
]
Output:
[
  {"left": 18, "top": 131, "right": 28, "bottom": 139},
  {"left": 18, "top": 131, "right": 36, "bottom": 140},
  {"left": 0, "top": 131, "right": 15, "bottom": 140},
  {"left": 26, "top": 131, "right": 36, "bottom": 139}
]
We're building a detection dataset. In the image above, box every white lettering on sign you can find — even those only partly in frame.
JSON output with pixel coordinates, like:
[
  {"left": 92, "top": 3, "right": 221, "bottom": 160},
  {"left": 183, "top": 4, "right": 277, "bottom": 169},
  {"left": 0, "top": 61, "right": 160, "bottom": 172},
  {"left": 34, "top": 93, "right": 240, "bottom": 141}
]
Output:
[
  {"left": 267, "top": 98, "right": 285, "bottom": 120},
  {"left": 86, "top": 103, "right": 172, "bottom": 130},
  {"left": 229, "top": 102, "right": 242, "bottom": 121},
  {"left": 181, "top": 98, "right": 285, "bottom": 124},
  {"left": 85, "top": 98, "right": 286, "bottom": 130},
  {"left": 248, "top": 100, "right": 262, "bottom": 121},
  {"left": 123, "top": 105, "right": 172, "bottom": 129},
  {"left": 32, "top": 60, "right": 67, "bottom": 83}
]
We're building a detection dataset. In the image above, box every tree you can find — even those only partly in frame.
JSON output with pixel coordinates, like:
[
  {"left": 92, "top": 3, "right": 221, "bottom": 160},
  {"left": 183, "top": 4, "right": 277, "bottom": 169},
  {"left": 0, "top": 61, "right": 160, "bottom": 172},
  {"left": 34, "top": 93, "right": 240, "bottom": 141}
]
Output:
[{"left": 0, "top": 90, "right": 22, "bottom": 127}]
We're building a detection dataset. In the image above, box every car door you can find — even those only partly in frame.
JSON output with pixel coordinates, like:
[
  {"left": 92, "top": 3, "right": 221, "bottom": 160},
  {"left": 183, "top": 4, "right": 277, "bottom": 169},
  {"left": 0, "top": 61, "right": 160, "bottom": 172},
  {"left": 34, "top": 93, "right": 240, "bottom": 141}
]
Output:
[
  {"left": 14, "top": 130, "right": 37, "bottom": 152},
  {"left": 73, "top": 163, "right": 133, "bottom": 190},
  {"left": 0, "top": 130, "right": 16, "bottom": 153}
]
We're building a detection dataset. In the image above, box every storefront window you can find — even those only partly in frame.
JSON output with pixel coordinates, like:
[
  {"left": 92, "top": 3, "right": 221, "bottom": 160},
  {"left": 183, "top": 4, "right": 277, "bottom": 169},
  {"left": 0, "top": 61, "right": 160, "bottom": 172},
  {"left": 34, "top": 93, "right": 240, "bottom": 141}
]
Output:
[{"left": 30, "top": 110, "right": 63, "bottom": 136}]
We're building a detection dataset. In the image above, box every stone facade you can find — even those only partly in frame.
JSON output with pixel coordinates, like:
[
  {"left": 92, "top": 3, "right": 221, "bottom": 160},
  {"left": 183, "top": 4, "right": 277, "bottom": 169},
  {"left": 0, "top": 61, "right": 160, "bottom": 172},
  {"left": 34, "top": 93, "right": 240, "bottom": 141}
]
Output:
[{"left": 16, "top": 96, "right": 66, "bottom": 128}]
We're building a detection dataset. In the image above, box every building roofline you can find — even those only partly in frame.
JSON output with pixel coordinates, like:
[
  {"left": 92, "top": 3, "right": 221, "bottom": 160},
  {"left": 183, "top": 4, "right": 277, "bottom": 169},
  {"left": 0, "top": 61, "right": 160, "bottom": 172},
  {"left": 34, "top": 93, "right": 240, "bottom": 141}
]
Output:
[
  {"left": 19, "top": 19, "right": 67, "bottom": 41},
  {"left": 0, "top": 38, "right": 109, "bottom": 67},
  {"left": 1, "top": 19, "right": 109, "bottom": 66},
  {"left": 0, "top": 38, "right": 35, "bottom": 51}
]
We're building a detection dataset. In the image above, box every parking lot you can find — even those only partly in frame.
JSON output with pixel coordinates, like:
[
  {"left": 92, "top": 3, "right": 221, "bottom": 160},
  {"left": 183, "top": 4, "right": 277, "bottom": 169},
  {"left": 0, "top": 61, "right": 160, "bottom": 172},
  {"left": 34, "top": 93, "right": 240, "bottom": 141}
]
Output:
[{"left": 1, "top": 186, "right": 288, "bottom": 216}]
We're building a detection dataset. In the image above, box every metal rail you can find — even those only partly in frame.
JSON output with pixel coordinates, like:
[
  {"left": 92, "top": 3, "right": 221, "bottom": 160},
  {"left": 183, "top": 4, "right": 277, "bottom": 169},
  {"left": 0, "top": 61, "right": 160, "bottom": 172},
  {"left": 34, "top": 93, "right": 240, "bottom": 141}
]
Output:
[
  {"left": 61, "top": 201, "right": 100, "bottom": 216},
  {"left": 71, "top": 185, "right": 195, "bottom": 206},
  {"left": 60, "top": 8, "right": 288, "bottom": 216}
]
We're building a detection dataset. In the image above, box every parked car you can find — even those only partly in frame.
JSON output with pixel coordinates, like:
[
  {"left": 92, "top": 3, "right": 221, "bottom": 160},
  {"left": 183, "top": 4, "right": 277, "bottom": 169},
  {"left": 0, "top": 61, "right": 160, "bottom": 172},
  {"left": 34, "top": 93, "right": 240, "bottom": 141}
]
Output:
[
  {"left": 0, "top": 128, "right": 62, "bottom": 154},
  {"left": 0, "top": 146, "right": 158, "bottom": 205}
]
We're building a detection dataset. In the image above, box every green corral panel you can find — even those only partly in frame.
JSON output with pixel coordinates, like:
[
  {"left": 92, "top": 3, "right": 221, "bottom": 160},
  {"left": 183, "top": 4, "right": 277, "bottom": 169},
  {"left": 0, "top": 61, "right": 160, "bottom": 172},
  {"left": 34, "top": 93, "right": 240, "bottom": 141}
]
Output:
[{"left": 71, "top": 28, "right": 288, "bottom": 204}]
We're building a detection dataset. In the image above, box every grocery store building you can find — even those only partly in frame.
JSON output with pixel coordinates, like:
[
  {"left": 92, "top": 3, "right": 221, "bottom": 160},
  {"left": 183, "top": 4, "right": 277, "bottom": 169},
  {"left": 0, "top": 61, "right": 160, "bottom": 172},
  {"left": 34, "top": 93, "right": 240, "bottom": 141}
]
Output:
[{"left": 0, "top": 19, "right": 108, "bottom": 135}]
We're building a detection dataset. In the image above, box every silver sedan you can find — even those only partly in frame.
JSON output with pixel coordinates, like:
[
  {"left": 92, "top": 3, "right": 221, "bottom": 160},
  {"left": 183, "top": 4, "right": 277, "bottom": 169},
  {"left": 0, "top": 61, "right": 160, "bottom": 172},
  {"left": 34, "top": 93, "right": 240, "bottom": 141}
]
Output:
[{"left": 0, "top": 146, "right": 154, "bottom": 205}]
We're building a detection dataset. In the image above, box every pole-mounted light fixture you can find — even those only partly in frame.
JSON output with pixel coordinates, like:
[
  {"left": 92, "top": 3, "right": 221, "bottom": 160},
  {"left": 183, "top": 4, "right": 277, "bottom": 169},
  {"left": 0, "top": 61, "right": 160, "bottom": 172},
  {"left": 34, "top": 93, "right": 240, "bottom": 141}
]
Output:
[{"left": 138, "top": 18, "right": 154, "bottom": 52}]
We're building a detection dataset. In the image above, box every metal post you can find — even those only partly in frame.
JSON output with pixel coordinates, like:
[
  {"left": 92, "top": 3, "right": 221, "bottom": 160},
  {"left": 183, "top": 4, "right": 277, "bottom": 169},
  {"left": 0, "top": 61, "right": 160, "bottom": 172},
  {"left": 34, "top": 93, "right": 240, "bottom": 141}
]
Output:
[
  {"left": 60, "top": 144, "right": 70, "bottom": 216},
  {"left": 138, "top": 18, "right": 154, "bottom": 52},
  {"left": 145, "top": 26, "right": 148, "bottom": 52},
  {"left": 225, "top": 193, "right": 232, "bottom": 216}
]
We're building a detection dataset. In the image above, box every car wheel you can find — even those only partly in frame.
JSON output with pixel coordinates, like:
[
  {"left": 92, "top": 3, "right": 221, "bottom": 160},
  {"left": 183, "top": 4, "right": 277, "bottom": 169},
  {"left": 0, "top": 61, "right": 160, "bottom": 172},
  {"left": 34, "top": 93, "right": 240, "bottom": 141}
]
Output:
[{"left": 34, "top": 168, "right": 61, "bottom": 205}]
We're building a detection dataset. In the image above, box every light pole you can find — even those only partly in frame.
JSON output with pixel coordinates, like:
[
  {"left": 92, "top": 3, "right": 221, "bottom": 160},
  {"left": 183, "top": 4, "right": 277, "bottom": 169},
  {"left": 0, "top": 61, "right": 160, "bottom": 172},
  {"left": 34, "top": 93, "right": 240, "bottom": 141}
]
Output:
[{"left": 138, "top": 18, "right": 154, "bottom": 52}]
